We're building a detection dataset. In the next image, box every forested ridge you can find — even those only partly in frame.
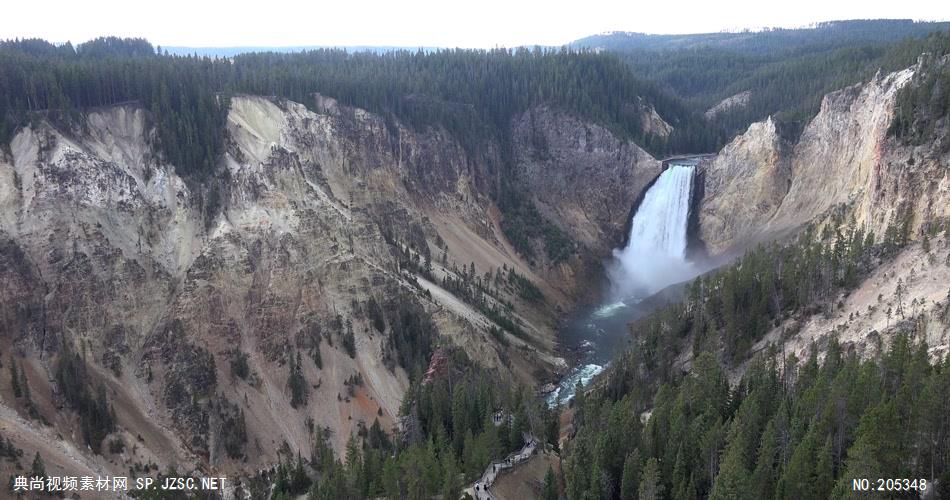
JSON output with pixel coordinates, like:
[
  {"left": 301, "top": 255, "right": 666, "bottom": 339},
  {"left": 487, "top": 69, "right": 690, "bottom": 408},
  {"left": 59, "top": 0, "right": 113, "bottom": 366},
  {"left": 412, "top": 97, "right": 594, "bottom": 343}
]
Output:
[
  {"left": 3, "top": 22, "right": 947, "bottom": 176},
  {"left": 574, "top": 21, "right": 950, "bottom": 140},
  {"left": 560, "top": 217, "right": 950, "bottom": 499},
  {"left": 0, "top": 36, "right": 713, "bottom": 175},
  {"left": 890, "top": 50, "right": 950, "bottom": 152},
  {"left": 572, "top": 20, "right": 950, "bottom": 56}
]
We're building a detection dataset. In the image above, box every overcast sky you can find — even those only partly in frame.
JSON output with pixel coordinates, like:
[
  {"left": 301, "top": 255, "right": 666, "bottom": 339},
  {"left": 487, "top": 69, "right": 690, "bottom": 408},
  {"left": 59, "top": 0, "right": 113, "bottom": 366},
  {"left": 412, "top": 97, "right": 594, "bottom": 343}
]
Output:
[{"left": 2, "top": 0, "right": 946, "bottom": 48}]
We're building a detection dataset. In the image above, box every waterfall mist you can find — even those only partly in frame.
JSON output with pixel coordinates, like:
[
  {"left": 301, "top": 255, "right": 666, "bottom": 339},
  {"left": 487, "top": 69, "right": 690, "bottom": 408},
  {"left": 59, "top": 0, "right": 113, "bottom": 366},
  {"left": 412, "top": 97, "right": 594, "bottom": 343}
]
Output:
[{"left": 608, "top": 164, "right": 697, "bottom": 299}]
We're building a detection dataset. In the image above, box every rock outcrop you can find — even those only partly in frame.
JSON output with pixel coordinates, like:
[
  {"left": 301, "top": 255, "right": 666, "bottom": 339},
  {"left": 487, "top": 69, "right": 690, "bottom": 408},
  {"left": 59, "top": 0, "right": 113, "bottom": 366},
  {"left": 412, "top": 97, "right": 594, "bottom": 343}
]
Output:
[
  {"left": 696, "top": 59, "right": 950, "bottom": 371},
  {"left": 697, "top": 116, "right": 791, "bottom": 255},
  {"left": 704, "top": 90, "right": 752, "bottom": 119}
]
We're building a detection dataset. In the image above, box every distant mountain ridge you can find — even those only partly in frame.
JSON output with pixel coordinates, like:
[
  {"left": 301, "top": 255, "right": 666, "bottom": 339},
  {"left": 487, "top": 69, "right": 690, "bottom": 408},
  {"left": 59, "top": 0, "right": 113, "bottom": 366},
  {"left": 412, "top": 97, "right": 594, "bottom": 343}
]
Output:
[
  {"left": 569, "top": 20, "right": 950, "bottom": 147},
  {"left": 570, "top": 19, "right": 950, "bottom": 54}
]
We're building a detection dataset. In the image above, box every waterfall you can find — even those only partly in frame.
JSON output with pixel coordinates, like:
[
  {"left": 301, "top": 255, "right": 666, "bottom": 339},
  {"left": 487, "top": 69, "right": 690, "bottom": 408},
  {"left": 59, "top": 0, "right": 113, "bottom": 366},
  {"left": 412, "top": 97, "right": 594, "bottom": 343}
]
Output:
[
  {"left": 609, "top": 164, "right": 695, "bottom": 298},
  {"left": 548, "top": 163, "right": 698, "bottom": 407}
]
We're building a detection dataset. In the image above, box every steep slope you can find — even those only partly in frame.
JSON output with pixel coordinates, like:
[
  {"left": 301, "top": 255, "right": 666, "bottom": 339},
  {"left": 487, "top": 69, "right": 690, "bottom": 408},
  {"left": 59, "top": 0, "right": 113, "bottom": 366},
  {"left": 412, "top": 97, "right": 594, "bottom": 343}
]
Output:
[
  {"left": 510, "top": 107, "right": 663, "bottom": 292},
  {"left": 699, "top": 59, "right": 948, "bottom": 257},
  {"left": 555, "top": 55, "right": 950, "bottom": 500},
  {"left": 696, "top": 55, "right": 950, "bottom": 364},
  {"left": 0, "top": 94, "right": 661, "bottom": 482}
]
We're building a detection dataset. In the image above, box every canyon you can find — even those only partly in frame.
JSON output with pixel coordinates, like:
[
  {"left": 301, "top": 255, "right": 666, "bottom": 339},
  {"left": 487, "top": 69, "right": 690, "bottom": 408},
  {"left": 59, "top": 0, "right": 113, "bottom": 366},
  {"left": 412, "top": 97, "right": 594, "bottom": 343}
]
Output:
[{"left": 0, "top": 49, "right": 948, "bottom": 497}]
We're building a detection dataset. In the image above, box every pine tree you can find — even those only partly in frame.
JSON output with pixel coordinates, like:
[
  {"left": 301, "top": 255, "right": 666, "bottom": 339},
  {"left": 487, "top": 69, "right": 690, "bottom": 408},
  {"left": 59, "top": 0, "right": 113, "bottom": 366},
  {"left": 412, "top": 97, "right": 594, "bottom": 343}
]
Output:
[
  {"left": 620, "top": 449, "right": 641, "bottom": 500},
  {"left": 288, "top": 451, "right": 311, "bottom": 494},
  {"left": 751, "top": 420, "right": 779, "bottom": 499},
  {"left": 833, "top": 401, "right": 902, "bottom": 497},
  {"left": 343, "top": 320, "right": 356, "bottom": 358},
  {"left": 287, "top": 351, "right": 308, "bottom": 408},
  {"left": 9, "top": 357, "right": 20, "bottom": 398},
  {"left": 814, "top": 436, "right": 835, "bottom": 499},
  {"left": 777, "top": 429, "right": 819, "bottom": 500},
  {"left": 588, "top": 459, "right": 607, "bottom": 500},
  {"left": 542, "top": 465, "right": 559, "bottom": 500},
  {"left": 710, "top": 445, "right": 752, "bottom": 500},
  {"left": 639, "top": 458, "right": 663, "bottom": 500},
  {"left": 441, "top": 448, "right": 462, "bottom": 500},
  {"left": 312, "top": 342, "right": 323, "bottom": 370},
  {"left": 344, "top": 436, "right": 363, "bottom": 493},
  {"left": 30, "top": 451, "right": 45, "bottom": 478}
]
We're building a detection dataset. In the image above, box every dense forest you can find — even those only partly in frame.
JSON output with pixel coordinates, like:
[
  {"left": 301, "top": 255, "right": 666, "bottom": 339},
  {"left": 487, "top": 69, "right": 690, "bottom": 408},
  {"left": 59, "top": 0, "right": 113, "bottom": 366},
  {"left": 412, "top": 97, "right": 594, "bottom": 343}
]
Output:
[
  {"left": 574, "top": 21, "right": 950, "bottom": 139},
  {"left": 0, "top": 36, "right": 713, "bottom": 176},
  {"left": 560, "top": 215, "right": 950, "bottom": 499},
  {"left": 890, "top": 50, "right": 950, "bottom": 152},
  {"left": 565, "top": 335, "right": 950, "bottom": 500}
]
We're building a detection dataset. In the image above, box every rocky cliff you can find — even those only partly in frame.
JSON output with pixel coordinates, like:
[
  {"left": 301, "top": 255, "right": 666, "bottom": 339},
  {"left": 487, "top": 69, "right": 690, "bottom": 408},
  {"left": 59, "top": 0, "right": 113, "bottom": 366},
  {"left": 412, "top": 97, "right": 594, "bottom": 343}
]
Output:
[
  {"left": 698, "top": 58, "right": 950, "bottom": 365},
  {"left": 0, "top": 95, "right": 659, "bottom": 480},
  {"left": 699, "top": 61, "right": 948, "bottom": 257},
  {"left": 510, "top": 107, "right": 663, "bottom": 294}
]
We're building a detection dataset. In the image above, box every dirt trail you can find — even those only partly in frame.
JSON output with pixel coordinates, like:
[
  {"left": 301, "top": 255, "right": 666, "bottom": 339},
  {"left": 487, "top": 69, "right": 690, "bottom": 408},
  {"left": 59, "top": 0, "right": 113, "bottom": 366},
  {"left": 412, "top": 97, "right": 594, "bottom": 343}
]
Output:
[{"left": 464, "top": 434, "right": 539, "bottom": 500}]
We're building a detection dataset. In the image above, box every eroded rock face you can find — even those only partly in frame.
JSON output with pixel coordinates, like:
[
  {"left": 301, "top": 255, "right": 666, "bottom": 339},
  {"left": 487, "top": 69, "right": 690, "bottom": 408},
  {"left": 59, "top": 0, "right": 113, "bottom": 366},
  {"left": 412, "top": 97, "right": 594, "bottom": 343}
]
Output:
[
  {"left": 704, "top": 90, "right": 752, "bottom": 119},
  {"left": 637, "top": 100, "right": 674, "bottom": 138},
  {"left": 698, "top": 117, "right": 791, "bottom": 255},
  {"left": 511, "top": 106, "right": 663, "bottom": 253},
  {"left": 699, "top": 62, "right": 949, "bottom": 257},
  {"left": 0, "top": 95, "right": 661, "bottom": 478}
]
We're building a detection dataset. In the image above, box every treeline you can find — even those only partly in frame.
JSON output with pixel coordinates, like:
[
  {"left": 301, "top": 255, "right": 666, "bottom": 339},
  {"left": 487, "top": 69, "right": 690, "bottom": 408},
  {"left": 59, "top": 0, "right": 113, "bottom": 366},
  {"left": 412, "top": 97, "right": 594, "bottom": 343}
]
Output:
[
  {"left": 610, "top": 31, "right": 950, "bottom": 141},
  {"left": 0, "top": 36, "right": 712, "bottom": 177},
  {"left": 565, "top": 335, "right": 950, "bottom": 500},
  {"left": 572, "top": 20, "right": 950, "bottom": 57},
  {"left": 890, "top": 50, "right": 950, "bottom": 152},
  {"left": 712, "top": 32, "right": 950, "bottom": 139}
]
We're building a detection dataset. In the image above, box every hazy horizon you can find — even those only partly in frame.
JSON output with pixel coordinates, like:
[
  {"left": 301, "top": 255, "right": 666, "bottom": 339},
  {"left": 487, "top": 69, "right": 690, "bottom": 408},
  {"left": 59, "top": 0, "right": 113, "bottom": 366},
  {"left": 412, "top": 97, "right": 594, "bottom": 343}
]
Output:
[{"left": 3, "top": 0, "right": 947, "bottom": 49}]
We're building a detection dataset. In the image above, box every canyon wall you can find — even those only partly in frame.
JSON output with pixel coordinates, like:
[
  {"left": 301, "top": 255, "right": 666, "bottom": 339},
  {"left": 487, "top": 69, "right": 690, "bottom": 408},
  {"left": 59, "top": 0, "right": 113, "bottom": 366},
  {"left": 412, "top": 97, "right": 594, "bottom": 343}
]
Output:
[
  {"left": 0, "top": 96, "right": 659, "bottom": 479},
  {"left": 699, "top": 62, "right": 949, "bottom": 257}
]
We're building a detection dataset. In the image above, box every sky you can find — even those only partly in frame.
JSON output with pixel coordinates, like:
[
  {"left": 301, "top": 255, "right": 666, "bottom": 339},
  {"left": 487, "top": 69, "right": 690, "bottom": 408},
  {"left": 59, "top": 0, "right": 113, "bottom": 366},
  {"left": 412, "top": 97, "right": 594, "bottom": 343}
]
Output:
[{"left": 2, "top": 0, "right": 946, "bottom": 48}]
